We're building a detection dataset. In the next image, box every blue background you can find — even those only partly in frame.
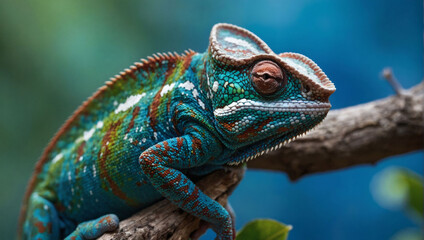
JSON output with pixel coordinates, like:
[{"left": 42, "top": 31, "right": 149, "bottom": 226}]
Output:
[{"left": 0, "top": 0, "right": 422, "bottom": 239}]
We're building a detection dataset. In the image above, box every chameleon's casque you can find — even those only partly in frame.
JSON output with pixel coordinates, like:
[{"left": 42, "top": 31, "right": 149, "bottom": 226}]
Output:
[{"left": 19, "top": 23, "right": 335, "bottom": 240}]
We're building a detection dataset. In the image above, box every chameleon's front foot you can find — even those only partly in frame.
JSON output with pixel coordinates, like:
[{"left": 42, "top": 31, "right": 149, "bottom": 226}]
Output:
[
  {"left": 213, "top": 217, "right": 235, "bottom": 240},
  {"left": 191, "top": 202, "right": 236, "bottom": 240},
  {"left": 192, "top": 218, "right": 234, "bottom": 240}
]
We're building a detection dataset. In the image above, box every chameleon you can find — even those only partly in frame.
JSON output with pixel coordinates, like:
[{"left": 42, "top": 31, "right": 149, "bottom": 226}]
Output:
[{"left": 18, "top": 23, "right": 335, "bottom": 240}]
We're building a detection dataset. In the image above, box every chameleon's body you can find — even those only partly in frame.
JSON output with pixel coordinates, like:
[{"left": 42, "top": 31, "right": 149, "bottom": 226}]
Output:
[{"left": 19, "top": 24, "right": 335, "bottom": 240}]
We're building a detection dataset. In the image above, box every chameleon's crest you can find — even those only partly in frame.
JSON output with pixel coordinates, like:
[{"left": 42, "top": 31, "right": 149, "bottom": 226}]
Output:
[
  {"left": 209, "top": 23, "right": 335, "bottom": 98},
  {"left": 209, "top": 23, "right": 273, "bottom": 64}
]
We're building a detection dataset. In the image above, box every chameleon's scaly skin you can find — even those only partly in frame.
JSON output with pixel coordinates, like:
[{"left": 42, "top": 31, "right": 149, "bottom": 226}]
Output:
[{"left": 19, "top": 24, "right": 335, "bottom": 240}]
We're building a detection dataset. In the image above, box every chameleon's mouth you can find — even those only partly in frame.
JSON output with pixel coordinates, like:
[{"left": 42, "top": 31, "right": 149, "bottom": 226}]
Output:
[
  {"left": 214, "top": 99, "right": 331, "bottom": 118},
  {"left": 225, "top": 114, "right": 327, "bottom": 166}
]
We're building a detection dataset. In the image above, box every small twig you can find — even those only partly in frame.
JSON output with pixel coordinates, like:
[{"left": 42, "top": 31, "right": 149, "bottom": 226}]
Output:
[{"left": 382, "top": 67, "right": 404, "bottom": 95}]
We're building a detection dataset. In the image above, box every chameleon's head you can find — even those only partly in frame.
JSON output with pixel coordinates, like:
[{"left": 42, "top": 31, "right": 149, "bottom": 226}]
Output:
[{"left": 205, "top": 23, "right": 336, "bottom": 165}]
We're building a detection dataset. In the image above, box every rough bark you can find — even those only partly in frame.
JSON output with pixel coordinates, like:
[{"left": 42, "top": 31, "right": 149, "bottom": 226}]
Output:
[{"left": 100, "top": 81, "right": 423, "bottom": 239}]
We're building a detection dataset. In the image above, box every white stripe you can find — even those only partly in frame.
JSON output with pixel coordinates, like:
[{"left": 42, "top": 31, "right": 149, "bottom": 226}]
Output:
[
  {"left": 52, "top": 153, "right": 63, "bottom": 163},
  {"left": 160, "top": 83, "right": 175, "bottom": 96},
  {"left": 114, "top": 93, "right": 146, "bottom": 114},
  {"left": 213, "top": 99, "right": 330, "bottom": 117}
]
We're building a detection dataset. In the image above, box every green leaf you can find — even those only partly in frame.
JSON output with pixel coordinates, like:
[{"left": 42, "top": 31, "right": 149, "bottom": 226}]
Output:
[
  {"left": 371, "top": 167, "right": 423, "bottom": 221},
  {"left": 391, "top": 228, "right": 423, "bottom": 240},
  {"left": 402, "top": 170, "right": 423, "bottom": 219},
  {"left": 236, "top": 219, "right": 292, "bottom": 240}
]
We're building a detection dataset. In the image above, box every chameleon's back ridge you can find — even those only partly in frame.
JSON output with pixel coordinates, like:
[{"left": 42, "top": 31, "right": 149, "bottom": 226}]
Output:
[{"left": 19, "top": 23, "right": 335, "bottom": 240}]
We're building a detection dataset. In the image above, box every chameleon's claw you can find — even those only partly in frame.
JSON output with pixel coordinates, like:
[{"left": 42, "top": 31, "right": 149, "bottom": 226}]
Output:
[
  {"left": 225, "top": 202, "right": 236, "bottom": 239},
  {"left": 212, "top": 217, "right": 234, "bottom": 240},
  {"left": 225, "top": 202, "right": 236, "bottom": 228},
  {"left": 189, "top": 218, "right": 234, "bottom": 240},
  {"left": 191, "top": 208, "right": 236, "bottom": 240}
]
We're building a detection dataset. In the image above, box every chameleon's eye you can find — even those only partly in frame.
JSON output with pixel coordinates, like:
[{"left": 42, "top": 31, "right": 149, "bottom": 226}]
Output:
[{"left": 251, "top": 60, "right": 286, "bottom": 96}]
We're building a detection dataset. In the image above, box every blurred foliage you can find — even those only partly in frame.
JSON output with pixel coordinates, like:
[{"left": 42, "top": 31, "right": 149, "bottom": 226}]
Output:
[
  {"left": 236, "top": 219, "right": 292, "bottom": 240},
  {"left": 391, "top": 229, "right": 423, "bottom": 240},
  {"left": 372, "top": 168, "right": 423, "bottom": 221},
  {"left": 371, "top": 168, "right": 423, "bottom": 240}
]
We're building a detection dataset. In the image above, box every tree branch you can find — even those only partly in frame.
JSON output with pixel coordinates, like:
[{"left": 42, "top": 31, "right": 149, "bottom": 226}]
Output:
[
  {"left": 100, "top": 81, "right": 423, "bottom": 239},
  {"left": 248, "top": 81, "right": 424, "bottom": 180}
]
